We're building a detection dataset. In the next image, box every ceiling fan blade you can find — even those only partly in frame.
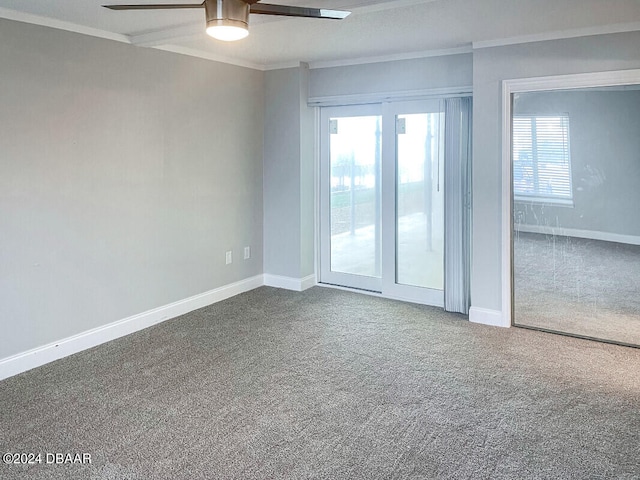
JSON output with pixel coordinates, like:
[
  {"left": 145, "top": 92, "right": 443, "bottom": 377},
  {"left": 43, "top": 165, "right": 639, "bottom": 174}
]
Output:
[
  {"left": 103, "top": 3, "right": 203, "bottom": 10},
  {"left": 249, "top": 3, "right": 350, "bottom": 19}
]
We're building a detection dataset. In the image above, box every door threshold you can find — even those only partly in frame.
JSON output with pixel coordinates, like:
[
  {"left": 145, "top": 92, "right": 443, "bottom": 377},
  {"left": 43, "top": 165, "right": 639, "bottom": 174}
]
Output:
[
  {"left": 316, "top": 282, "right": 382, "bottom": 296},
  {"left": 316, "top": 281, "right": 444, "bottom": 308}
]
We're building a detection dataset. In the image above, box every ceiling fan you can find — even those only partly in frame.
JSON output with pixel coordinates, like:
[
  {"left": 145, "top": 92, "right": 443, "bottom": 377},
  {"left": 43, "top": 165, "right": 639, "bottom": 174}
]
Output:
[{"left": 103, "top": 0, "right": 351, "bottom": 41}]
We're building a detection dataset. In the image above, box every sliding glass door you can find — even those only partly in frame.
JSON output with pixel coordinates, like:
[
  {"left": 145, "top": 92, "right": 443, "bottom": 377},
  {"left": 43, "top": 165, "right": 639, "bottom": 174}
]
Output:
[
  {"left": 319, "top": 104, "right": 382, "bottom": 292},
  {"left": 320, "top": 100, "right": 444, "bottom": 306},
  {"left": 382, "top": 101, "right": 444, "bottom": 305}
]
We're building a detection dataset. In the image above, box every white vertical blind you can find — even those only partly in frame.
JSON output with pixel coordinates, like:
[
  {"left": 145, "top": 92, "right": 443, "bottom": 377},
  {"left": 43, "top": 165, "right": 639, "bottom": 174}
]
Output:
[
  {"left": 513, "top": 115, "right": 572, "bottom": 201},
  {"left": 444, "top": 97, "right": 472, "bottom": 315}
]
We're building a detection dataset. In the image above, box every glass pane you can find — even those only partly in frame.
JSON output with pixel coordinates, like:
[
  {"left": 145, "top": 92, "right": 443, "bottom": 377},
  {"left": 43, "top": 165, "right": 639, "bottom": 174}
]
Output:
[
  {"left": 329, "top": 115, "right": 381, "bottom": 277},
  {"left": 396, "top": 113, "right": 444, "bottom": 289},
  {"left": 513, "top": 87, "right": 640, "bottom": 347}
]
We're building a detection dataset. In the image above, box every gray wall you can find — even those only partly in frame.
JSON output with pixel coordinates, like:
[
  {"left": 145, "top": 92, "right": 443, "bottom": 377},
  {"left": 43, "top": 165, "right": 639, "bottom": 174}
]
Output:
[
  {"left": 263, "top": 64, "right": 315, "bottom": 279},
  {"left": 514, "top": 89, "right": 640, "bottom": 237},
  {"left": 309, "top": 53, "right": 473, "bottom": 98},
  {"left": 472, "top": 31, "right": 640, "bottom": 313},
  {"left": 0, "top": 19, "right": 264, "bottom": 359},
  {"left": 299, "top": 66, "right": 316, "bottom": 278}
]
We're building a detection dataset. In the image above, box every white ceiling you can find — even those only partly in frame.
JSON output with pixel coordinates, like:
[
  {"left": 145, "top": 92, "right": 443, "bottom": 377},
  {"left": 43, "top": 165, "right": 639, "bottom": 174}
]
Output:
[{"left": 1, "top": 0, "right": 640, "bottom": 69}]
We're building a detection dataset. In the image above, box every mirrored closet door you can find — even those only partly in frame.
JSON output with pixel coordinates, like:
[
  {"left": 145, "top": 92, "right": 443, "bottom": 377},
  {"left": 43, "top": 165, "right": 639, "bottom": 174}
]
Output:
[{"left": 512, "top": 85, "right": 640, "bottom": 347}]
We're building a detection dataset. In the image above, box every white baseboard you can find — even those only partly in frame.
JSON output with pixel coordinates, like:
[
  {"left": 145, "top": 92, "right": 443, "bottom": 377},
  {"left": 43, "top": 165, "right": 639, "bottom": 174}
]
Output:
[
  {"left": 264, "top": 274, "right": 316, "bottom": 292},
  {"left": 0, "top": 275, "right": 264, "bottom": 381},
  {"left": 300, "top": 274, "right": 317, "bottom": 291},
  {"left": 516, "top": 224, "right": 640, "bottom": 246},
  {"left": 469, "top": 307, "right": 509, "bottom": 328}
]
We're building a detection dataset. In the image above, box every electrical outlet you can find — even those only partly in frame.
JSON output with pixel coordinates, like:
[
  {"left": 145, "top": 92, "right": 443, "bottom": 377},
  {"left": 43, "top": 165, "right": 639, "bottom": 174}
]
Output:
[
  {"left": 225, "top": 251, "right": 232, "bottom": 265},
  {"left": 244, "top": 246, "right": 251, "bottom": 260}
]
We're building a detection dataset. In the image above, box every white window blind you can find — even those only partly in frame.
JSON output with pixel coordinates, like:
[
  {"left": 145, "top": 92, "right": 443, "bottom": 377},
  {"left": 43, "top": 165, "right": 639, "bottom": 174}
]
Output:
[{"left": 513, "top": 115, "right": 572, "bottom": 202}]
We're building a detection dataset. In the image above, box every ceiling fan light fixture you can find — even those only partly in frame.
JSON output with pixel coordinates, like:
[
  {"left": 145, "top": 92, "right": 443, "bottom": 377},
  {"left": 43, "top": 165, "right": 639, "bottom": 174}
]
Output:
[
  {"left": 206, "top": 22, "right": 249, "bottom": 41},
  {"left": 104, "top": 0, "right": 351, "bottom": 43},
  {"left": 205, "top": 0, "right": 250, "bottom": 41}
]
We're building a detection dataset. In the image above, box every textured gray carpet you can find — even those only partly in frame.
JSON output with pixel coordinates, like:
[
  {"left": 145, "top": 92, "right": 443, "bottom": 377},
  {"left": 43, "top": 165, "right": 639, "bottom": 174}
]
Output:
[
  {"left": 1, "top": 286, "right": 639, "bottom": 479},
  {"left": 514, "top": 232, "right": 640, "bottom": 346}
]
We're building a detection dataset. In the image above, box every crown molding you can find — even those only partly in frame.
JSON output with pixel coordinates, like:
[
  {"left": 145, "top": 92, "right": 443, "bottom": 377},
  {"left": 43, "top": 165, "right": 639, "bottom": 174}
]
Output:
[
  {"left": 154, "top": 44, "right": 265, "bottom": 70},
  {"left": 0, "top": 6, "right": 130, "bottom": 44},
  {"left": 350, "top": 0, "right": 438, "bottom": 14},
  {"left": 473, "top": 21, "right": 640, "bottom": 50},
  {"left": 130, "top": 23, "right": 202, "bottom": 47},
  {"left": 263, "top": 61, "right": 306, "bottom": 71}
]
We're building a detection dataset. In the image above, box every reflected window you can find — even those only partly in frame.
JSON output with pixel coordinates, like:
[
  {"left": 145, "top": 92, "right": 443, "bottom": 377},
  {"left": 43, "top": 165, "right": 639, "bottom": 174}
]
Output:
[{"left": 513, "top": 115, "right": 572, "bottom": 204}]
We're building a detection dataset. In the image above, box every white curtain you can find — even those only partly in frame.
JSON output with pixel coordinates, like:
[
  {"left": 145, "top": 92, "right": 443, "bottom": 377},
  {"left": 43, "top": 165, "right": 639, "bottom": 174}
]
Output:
[{"left": 443, "top": 97, "right": 472, "bottom": 314}]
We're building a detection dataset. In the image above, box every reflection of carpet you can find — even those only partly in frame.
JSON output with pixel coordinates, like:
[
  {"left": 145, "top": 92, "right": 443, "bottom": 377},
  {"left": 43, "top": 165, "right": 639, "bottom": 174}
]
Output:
[{"left": 514, "top": 232, "right": 640, "bottom": 346}]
